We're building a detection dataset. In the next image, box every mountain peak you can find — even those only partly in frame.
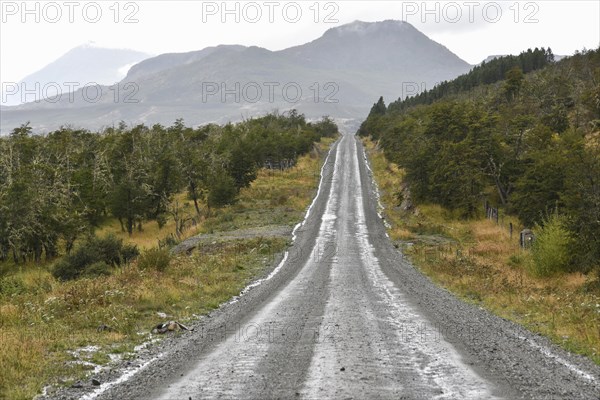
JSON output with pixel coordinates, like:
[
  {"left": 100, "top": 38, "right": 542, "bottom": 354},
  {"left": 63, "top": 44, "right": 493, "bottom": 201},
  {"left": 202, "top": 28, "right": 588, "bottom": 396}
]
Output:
[
  {"left": 61, "top": 43, "right": 146, "bottom": 57},
  {"left": 281, "top": 19, "right": 468, "bottom": 74},
  {"left": 2, "top": 46, "right": 150, "bottom": 106},
  {"left": 324, "top": 20, "right": 413, "bottom": 37}
]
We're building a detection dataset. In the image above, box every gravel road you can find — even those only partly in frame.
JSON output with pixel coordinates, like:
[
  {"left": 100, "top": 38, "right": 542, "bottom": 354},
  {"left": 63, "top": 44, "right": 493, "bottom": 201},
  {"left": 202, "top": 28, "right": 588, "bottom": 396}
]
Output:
[{"left": 65, "top": 132, "right": 600, "bottom": 399}]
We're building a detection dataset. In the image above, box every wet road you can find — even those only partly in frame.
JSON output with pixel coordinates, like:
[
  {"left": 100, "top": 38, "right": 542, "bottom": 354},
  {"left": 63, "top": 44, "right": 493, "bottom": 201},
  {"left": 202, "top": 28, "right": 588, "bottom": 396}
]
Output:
[{"left": 90, "top": 132, "right": 600, "bottom": 400}]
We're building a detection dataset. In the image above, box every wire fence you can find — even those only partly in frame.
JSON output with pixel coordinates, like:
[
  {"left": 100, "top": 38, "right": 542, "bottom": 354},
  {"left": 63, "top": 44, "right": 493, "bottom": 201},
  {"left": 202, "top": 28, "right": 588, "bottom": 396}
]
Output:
[{"left": 484, "top": 200, "right": 534, "bottom": 249}]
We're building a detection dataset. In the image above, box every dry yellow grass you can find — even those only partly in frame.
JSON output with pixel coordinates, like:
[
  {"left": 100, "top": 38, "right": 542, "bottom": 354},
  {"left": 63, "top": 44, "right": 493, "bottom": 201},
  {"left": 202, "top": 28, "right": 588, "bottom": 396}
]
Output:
[
  {"left": 95, "top": 193, "right": 200, "bottom": 250},
  {"left": 363, "top": 137, "right": 600, "bottom": 365}
]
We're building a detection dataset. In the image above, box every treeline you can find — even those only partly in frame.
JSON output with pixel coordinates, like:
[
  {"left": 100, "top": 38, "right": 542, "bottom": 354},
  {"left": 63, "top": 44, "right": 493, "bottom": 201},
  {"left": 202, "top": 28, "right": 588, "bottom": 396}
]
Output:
[
  {"left": 384, "top": 48, "right": 555, "bottom": 113},
  {"left": 0, "top": 111, "right": 338, "bottom": 264},
  {"left": 358, "top": 48, "right": 600, "bottom": 270}
]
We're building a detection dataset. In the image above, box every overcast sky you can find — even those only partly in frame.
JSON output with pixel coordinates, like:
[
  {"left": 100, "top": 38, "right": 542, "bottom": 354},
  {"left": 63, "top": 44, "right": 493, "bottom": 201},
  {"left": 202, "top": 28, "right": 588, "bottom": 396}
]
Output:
[{"left": 1, "top": 0, "right": 599, "bottom": 86}]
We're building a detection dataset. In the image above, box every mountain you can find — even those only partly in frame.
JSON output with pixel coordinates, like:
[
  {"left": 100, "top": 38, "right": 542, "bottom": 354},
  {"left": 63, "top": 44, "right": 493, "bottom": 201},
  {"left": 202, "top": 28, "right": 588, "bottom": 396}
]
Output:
[
  {"left": 2, "top": 44, "right": 150, "bottom": 106},
  {"left": 282, "top": 20, "right": 468, "bottom": 76},
  {"left": 479, "top": 55, "right": 506, "bottom": 65},
  {"left": 124, "top": 45, "right": 247, "bottom": 81},
  {"left": 0, "top": 20, "right": 472, "bottom": 134}
]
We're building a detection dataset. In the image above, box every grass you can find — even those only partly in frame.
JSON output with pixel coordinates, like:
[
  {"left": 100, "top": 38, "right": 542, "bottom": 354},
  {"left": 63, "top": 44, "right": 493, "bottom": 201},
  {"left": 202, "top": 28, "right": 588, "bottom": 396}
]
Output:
[
  {"left": 94, "top": 192, "right": 198, "bottom": 250},
  {"left": 363, "top": 137, "right": 600, "bottom": 365},
  {"left": 0, "top": 138, "right": 335, "bottom": 400}
]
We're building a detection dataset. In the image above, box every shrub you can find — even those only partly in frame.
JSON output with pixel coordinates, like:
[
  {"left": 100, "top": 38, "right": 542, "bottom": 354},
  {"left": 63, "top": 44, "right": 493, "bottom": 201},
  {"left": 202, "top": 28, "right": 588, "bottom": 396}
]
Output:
[
  {"left": 53, "top": 244, "right": 101, "bottom": 281},
  {"left": 52, "top": 235, "right": 139, "bottom": 281},
  {"left": 530, "top": 213, "right": 575, "bottom": 277},
  {"left": 120, "top": 243, "right": 140, "bottom": 264},
  {"left": 0, "top": 275, "right": 27, "bottom": 296},
  {"left": 208, "top": 175, "right": 238, "bottom": 207},
  {"left": 82, "top": 261, "right": 112, "bottom": 278},
  {"left": 137, "top": 248, "right": 171, "bottom": 272},
  {"left": 95, "top": 234, "right": 123, "bottom": 265}
]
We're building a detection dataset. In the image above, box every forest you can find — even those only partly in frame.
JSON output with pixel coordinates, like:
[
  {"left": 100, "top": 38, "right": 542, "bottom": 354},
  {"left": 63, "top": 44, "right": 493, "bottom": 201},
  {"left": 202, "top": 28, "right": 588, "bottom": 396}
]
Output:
[
  {"left": 388, "top": 47, "right": 556, "bottom": 112},
  {"left": 0, "top": 111, "right": 338, "bottom": 266},
  {"left": 359, "top": 48, "right": 600, "bottom": 272}
]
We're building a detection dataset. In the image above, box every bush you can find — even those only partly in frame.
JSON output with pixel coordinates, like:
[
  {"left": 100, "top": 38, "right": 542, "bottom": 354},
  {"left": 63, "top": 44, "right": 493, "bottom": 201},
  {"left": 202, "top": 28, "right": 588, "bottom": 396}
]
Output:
[
  {"left": 53, "top": 244, "right": 101, "bottom": 281},
  {"left": 0, "top": 275, "right": 27, "bottom": 296},
  {"left": 52, "top": 235, "right": 139, "bottom": 281},
  {"left": 530, "top": 213, "right": 575, "bottom": 277},
  {"left": 82, "top": 261, "right": 112, "bottom": 278},
  {"left": 137, "top": 248, "right": 171, "bottom": 272},
  {"left": 208, "top": 175, "right": 238, "bottom": 207},
  {"left": 121, "top": 243, "right": 140, "bottom": 264},
  {"left": 95, "top": 234, "right": 123, "bottom": 265}
]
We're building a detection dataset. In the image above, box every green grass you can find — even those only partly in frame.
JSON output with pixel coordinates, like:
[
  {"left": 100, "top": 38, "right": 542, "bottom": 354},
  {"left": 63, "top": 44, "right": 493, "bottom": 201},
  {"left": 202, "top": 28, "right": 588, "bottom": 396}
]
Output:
[
  {"left": 0, "top": 138, "right": 334, "bottom": 400},
  {"left": 363, "top": 137, "right": 600, "bottom": 365}
]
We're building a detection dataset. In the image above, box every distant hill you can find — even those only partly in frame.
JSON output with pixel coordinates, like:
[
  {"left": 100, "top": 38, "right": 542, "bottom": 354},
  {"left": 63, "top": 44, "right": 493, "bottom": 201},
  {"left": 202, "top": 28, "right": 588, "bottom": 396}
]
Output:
[
  {"left": 0, "top": 20, "right": 472, "bottom": 134},
  {"left": 2, "top": 44, "right": 150, "bottom": 107},
  {"left": 479, "top": 55, "right": 506, "bottom": 65},
  {"left": 124, "top": 45, "right": 247, "bottom": 81}
]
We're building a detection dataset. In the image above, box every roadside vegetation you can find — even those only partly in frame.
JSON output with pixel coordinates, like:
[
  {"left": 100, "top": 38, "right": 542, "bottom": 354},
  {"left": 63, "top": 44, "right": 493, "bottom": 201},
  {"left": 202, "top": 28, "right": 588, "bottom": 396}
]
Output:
[
  {"left": 366, "top": 140, "right": 600, "bottom": 365},
  {"left": 0, "top": 111, "right": 336, "bottom": 399},
  {"left": 361, "top": 47, "right": 600, "bottom": 365},
  {"left": 0, "top": 111, "right": 337, "bottom": 265}
]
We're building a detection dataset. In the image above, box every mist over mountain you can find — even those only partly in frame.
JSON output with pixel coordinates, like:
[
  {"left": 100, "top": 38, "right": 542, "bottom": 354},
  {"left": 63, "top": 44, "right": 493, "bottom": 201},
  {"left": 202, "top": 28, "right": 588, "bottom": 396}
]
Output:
[
  {"left": 1, "top": 20, "right": 472, "bottom": 134},
  {"left": 2, "top": 44, "right": 150, "bottom": 107}
]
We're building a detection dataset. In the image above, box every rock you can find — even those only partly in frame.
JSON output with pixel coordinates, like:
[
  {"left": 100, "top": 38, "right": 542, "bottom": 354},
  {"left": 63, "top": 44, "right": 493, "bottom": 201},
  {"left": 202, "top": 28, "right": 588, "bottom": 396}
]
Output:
[
  {"left": 97, "top": 324, "right": 114, "bottom": 332},
  {"left": 398, "top": 183, "right": 413, "bottom": 211},
  {"left": 340, "top": 367, "right": 346, "bottom": 371},
  {"left": 91, "top": 378, "right": 101, "bottom": 386},
  {"left": 152, "top": 321, "right": 194, "bottom": 334},
  {"left": 71, "top": 381, "right": 83, "bottom": 388}
]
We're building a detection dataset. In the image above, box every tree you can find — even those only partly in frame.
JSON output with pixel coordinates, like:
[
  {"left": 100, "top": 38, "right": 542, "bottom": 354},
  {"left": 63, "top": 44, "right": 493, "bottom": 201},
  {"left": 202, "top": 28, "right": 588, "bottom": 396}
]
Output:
[
  {"left": 371, "top": 96, "right": 387, "bottom": 115},
  {"left": 107, "top": 125, "right": 153, "bottom": 235},
  {"left": 0, "top": 113, "right": 336, "bottom": 264},
  {"left": 146, "top": 125, "right": 183, "bottom": 226},
  {"left": 175, "top": 123, "right": 214, "bottom": 216},
  {"left": 358, "top": 47, "right": 600, "bottom": 268},
  {"left": 560, "top": 130, "right": 600, "bottom": 268},
  {"left": 504, "top": 67, "right": 524, "bottom": 101},
  {"left": 358, "top": 97, "right": 388, "bottom": 138},
  {"left": 207, "top": 171, "right": 238, "bottom": 208}
]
